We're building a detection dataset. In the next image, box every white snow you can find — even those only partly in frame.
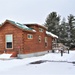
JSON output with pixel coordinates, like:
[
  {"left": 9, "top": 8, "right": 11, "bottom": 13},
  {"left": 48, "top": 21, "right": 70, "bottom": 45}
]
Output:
[
  {"left": 15, "top": 22, "right": 36, "bottom": 32},
  {"left": 0, "top": 53, "right": 12, "bottom": 59},
  {"left": 46, "top": 31, "right": 58, "bottom": 38},
  {"left": 0, "top": 51, "right": 75, "bottom": 75},
  {"left": 32, "top": 29, "right": 36, "bottom": 32},
  {"left": 16, "top": 22, "right": 29, "bottom": 29}
]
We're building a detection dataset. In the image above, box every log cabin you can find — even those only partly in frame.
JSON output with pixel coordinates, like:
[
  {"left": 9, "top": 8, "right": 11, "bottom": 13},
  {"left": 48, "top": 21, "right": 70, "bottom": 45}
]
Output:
[{"left": 0, "top": 20, "right": 58, "bottom": 58}]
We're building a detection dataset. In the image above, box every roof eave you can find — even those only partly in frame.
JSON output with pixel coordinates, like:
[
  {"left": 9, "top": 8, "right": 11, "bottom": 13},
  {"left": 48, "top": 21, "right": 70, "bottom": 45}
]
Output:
[
  {"left": 25, "top": 24, "right": 47, "bottom": 30},
  {"left": 0, "top": 20, "right": 36, "bottom": 33}
]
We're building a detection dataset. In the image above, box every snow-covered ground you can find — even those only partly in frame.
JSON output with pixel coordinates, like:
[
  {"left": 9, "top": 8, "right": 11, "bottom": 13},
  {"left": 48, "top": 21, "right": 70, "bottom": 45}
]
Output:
[{"left": 0, "top": 51, "right": 75, "bottom": 75}]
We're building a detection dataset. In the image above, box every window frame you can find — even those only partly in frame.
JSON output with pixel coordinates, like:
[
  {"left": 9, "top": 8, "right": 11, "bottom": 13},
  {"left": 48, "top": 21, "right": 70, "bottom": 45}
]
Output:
[
  {"left": 5, "top": 34, "right": 13, "bottom": 49},
  {"left": 27, "top": 34, "right": 33, "bottom": 39},
  {"left": 45, "top": 37, "right": 48, "bottom": 47},
  {"left": 39, "top": 36, "right": 41, "bottom": 43},
  {"left": 39, "top": 28, "right": 43, "bottom": 32}
]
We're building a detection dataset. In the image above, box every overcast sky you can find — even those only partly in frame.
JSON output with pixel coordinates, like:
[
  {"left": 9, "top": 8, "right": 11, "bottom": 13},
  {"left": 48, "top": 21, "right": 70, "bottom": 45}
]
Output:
[{"left": 0, "top": 0, "right": 75, "bottom": 24}]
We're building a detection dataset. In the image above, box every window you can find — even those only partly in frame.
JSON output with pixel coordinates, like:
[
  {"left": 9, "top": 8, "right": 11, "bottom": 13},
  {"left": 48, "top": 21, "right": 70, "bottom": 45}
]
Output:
[
  {"left": 39, "top": 36, "right": 41, "bottom": 43},
  {"left": 6, "top": 34, "right": 13, "bottom": 49},
  {"left": 45, "top": 37, "right": 47, "bottom": 42},
  {"left": 27, "top": 34, "right": 33, "bottom": 39},
  {"left": 45, "top": 37, "right": 48, "bottom": 47},
  {"left": 39, "top": 28, "right": 43, "bottom": 32}
]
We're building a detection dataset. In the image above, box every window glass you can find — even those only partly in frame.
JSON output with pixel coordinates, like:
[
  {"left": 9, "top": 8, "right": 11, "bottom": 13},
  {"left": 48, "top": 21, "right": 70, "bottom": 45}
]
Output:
[
  {"left": 7, "top": 42, "right": 12, "bottom": 48},
  {"left": 6, "top": 35, "right": 12, "bottom": 42},
  {"left": 39, "top": 28, "right": 43, "bottom": 32},
  {"left": 6, "top": 34, "right": 13, "bottom": 49},
  {"left": 27, "top": 34, "right": 33, "bottom": 39}
]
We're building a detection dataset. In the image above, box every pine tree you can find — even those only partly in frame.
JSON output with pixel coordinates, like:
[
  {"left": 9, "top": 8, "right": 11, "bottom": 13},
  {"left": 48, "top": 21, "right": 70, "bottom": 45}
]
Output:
[
  {"left": 59, "top": 18, "right": 68, "bottom": 45},
  {"left": 44, "top": 12, "right": 75, "bottom": 47},
  {"left": 68, "top": 14, "right": 75, "bottom": 45},
  {"left": 45, "top": 12, "right": 60, "bottom": 36}
]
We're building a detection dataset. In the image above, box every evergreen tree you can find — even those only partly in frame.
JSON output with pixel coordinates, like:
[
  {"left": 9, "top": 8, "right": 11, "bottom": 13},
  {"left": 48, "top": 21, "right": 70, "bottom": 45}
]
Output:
[
  {"left": 45, "top": 12, "right": 60, "bottom": 36},
  {"left": 68, "top": 14, "right": 75, "bottom": 45},
  {"left": 59, "top": 18, "right": 68, "bottom": 45},
  {"left": 44, "top": 12, "right": 75, "bottom": 47}
]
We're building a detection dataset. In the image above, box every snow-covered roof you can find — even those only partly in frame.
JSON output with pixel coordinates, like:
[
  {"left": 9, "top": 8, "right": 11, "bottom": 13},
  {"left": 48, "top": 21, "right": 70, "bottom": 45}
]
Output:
[
  {"left": 8, "top": 20, "right": 34, "bottom": 31},
  {"left": 46, "top": 31, "right": 58, "bottom": 38},
  {"left": 26, "top": 24, "right": 47, "bottom": 30},
  {"left": 2, "top": 20, "right": 36, "bottom": 32}
]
